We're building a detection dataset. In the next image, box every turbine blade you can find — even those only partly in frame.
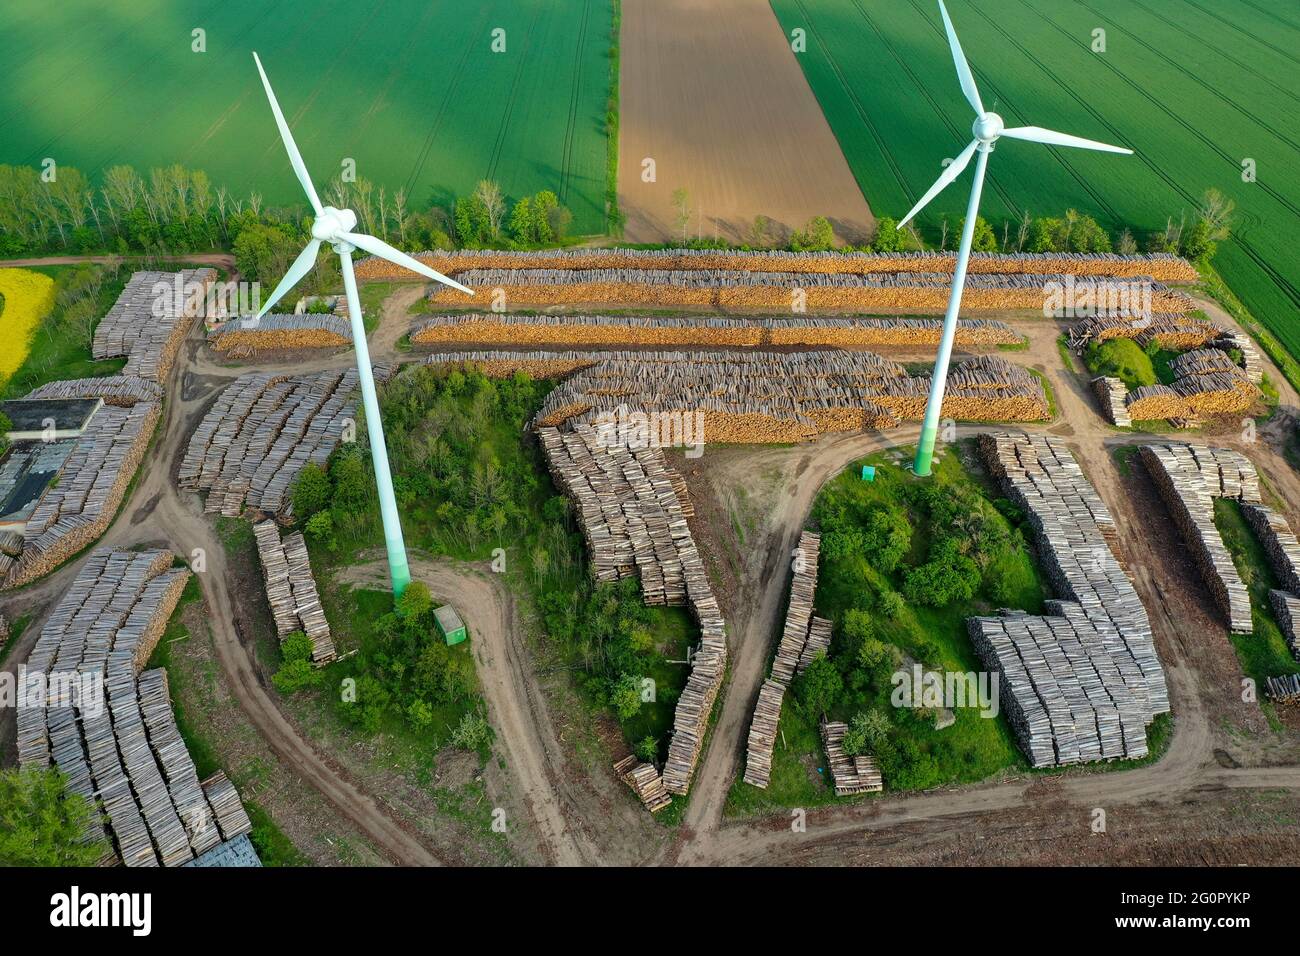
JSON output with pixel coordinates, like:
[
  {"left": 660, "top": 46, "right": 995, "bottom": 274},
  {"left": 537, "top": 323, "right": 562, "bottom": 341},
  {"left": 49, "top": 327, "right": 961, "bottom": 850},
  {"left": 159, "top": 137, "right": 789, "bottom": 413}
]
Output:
[
  {"left": 939, "top": 0, "right": 984, "bottom": 115},
  {"left": 1000, "top": 125, "right": 1133, "bottom": 155},
  {"left": 342, "top": 232, "right": 474, "bottom": 295},
  {"left": 256, "top": 238, "right": 322, "bottom": 319},
  {"left": 897, "top": 140, "right": 980, "bottom": 228},
  {"left": 252, "top": 52, "right": 324, "bottom": 214}
]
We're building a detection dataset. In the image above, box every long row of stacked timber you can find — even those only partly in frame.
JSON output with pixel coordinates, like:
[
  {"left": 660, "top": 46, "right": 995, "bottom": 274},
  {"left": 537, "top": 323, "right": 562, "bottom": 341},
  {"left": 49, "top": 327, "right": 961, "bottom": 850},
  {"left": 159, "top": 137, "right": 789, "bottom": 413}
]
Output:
[
  {"left": 742, "top": 531, "right": 835, "bottom": 789},
  {"left": 253, "top": 520, "right": 335, "bottom": 663},
  {"left": 423, "top": 350, "right": 1049, "bottom": 443},
  {"left": 24, "top": 375, "right": 165, "bottom": 406},
  {"left": 427, "top": 269, "right": 1194, "bottom": 314},
  {"left": 356, "top": 248, "right": 1198, "bottom": 282},
  {"left": 207, "top": 313, "right": 353, "bottom": 355},
  {"left": 537, "top": 425, "right": 725, "bottom": 805},
  {"left": 0, "top": 397, "right": 159, "bottom": 588},
  {"left": 179, "top": 366, "right": 393, "bottom": 516},
  {"left": 1138, "top": 444, "right": 1258, "bottom": 633},
  {"left": 411, "top": 313, "right": 1022, "bottom": 350},
  {"left": 1242, "top": 504, "right": 1300, "bottom": 664},
  {"left": 92, "top": 270, "right": 216, "bottom": 382},
  {"left": 972, "top": 433, "right": 1169, "bottom": 767},
  {"left": 1068, "top": 315, "right": 1263, "bottom": 381},
  {"left": 17, "top": 549, "right": 256, "bottom": 866}
]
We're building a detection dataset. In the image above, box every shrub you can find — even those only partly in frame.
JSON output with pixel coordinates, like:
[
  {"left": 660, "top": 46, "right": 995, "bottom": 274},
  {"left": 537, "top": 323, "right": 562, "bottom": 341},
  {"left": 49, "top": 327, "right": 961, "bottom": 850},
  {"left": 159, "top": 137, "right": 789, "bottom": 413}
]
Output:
[
  {"left": 450, "top": 710, "right": 491, "bottom": 751},
  {"left": 1085, "top": 337, "right": 1156, "bottom": 390}
]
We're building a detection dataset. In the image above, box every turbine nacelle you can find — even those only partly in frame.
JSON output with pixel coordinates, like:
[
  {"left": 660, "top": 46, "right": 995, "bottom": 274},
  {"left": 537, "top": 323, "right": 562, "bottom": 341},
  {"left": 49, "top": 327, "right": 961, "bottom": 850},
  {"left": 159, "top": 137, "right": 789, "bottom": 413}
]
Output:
[
  {"left": 973, "top": 111, "right": 1003, "bottom": 143},
  {"left": 311, "top": 206, "right": 359, "bottom": 245}
]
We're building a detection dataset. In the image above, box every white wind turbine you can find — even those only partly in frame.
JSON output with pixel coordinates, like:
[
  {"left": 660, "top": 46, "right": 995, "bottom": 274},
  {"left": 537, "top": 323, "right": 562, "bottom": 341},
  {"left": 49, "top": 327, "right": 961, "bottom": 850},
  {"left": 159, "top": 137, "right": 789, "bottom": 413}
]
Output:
[
  {"left": 250, "top": 51, "right": 473, "bottom": 596},
  {"left": 901, "top": 0, "right": 1131, "bottom": 476}
]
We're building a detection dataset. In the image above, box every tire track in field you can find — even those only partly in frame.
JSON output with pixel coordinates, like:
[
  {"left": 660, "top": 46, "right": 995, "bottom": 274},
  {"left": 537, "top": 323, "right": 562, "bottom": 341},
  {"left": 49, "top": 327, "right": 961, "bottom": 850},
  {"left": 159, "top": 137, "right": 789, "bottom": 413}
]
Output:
[
  {"left": 1003, "top": 0, "right": 1300, "bottom": 314},
  {"left": 1181, "top": 0, "right": 1300, "bottom": 69},
  {"left": 486, "top": 4, "right": 544, "bottom": 184},
  {"left": 1072, "top": 0, "right": 1300, "bottom": 156},
  {"left": 1240, "top": 0, "right": 1300, "bottom": 33},
  {"left": 788, "top": 0, "right": 916, "bottom": 213},
  {"left": 76, "top": 0, "right": 284, "bottom": 184},
  {"left": 402, "top": 6, "right": 494, "bottom": 203},
  {"left": 898, "top": 0, "right": 1118, "bottom": 222},
  {"left": 351, "top": 2, "right": 443, "bottom": 142},
  {"left": 558, "top": 0, "right": 592, "bottom": 205},
  {"left": 9, "top": 0, "right": 228, "bottom": 147},
  {"left": 1127, "top": 0, "right": 1300, "bottom": 111},
  {"left": 0, "top": 7, "right": 105, "bottom": 96}
]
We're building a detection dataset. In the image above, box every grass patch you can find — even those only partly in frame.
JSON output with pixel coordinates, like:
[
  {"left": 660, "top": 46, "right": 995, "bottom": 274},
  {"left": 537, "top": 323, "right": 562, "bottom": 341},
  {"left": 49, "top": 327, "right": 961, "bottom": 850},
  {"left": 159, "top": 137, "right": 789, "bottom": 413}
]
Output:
[{"left": 1056, "top": 335, "right": 1077, "bottom": 374}]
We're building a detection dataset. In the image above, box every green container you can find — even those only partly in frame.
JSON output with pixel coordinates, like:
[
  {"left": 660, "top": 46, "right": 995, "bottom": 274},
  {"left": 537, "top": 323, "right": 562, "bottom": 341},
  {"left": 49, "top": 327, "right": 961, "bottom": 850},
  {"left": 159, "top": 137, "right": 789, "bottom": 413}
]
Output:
[{"left": 434, "top": 604, "right": 467, "bottom": 646}]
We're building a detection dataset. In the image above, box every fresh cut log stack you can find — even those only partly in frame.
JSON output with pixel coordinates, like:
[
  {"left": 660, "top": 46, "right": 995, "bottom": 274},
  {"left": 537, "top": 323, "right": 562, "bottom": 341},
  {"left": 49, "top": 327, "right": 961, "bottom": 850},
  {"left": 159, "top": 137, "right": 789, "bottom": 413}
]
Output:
[
  {"left": 357, "top": 247, "right": 1198, "bottom": 282},
  {"left": 17, "top": 548, "right": 256, "bottom": 866},
  {"left": 1067, "top": 313, "right": 1221, "bottom": 351},
  {"left": 537, "top": 425, "right": 726, "bottom": 799},
  {"left": 1138, "top": 444, "right": 1257, "bottom": 633},
  {"left": 971, "top": 433, "right": 1169, "bottom": 767},
  {"left": 411, "top": 312, "right": 1021, "bottom": 349},
  {"left": 24, "top": 375, "right": 164, "bottom": 407},
  {"left": 428, "top": 268, "right": 1193, "bottom": 314},
  {"left": 209, "top": 313, "right": 353, "bottom": 354}
]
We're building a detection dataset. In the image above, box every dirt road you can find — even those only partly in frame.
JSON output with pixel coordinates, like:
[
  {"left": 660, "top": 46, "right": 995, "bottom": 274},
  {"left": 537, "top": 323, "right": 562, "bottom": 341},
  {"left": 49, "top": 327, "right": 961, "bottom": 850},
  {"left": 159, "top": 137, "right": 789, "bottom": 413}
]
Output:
[
  {"left": 619, "top": 0, "right": 875, "bottom": 243},
  {"left": 338, "top": 556, "right": 599, "bottom": 866}
]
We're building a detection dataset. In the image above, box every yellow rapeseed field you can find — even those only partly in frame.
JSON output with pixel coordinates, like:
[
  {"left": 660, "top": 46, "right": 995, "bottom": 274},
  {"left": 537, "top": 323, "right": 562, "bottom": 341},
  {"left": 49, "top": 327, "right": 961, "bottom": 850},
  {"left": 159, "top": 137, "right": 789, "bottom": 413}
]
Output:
[{"left": 0, "top": 267, "right": 56, "bottom": 385}]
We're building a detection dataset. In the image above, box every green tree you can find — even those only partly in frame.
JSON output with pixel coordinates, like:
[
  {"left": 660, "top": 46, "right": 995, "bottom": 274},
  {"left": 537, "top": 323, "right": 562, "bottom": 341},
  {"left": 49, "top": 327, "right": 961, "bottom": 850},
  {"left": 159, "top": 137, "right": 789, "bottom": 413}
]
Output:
[
  {"left": 1085, "top": 337, "right": 1156, "bottom": 390},
  {"left": 869, "top": 217, "right": 908, "bottom": 253},
  {"left": 609, "top": 672, "right": 643, "bottom": 720},
  {"left": 0, "top": 411, "right": 11, "bottom": 457},
  {"left": 292, "top": 463, "right": 331, "bottom": 518},
  {"left": 903, "top": 537, "right": 981, "bottom": 607},
  {"left": 508, "top": 196, "right": 534, "bottom": 243},
  {"left": 793, "top": 654, "right": 842, "bottom": 717},
  {"left": 233, "top": 221, "right": 302, "bottom": 286},
  {"left": 305, "top": 510, "right": 334, "bottom": 549},
  {"left": 272, "top": 632, "right": 323, "bottom": 694},
  {"left": 450, "top": 710, "right": 491, "bottom": 750},
  {"left": 634, "top": 735, "right": 658, "bottom": 762},
  {"left": 397, "top": 580, "right": 433, "bottom": 621},
  {"left": 960, "top": 215, "right": 998, "bottom": 253},
  {"left": 790, "top": 215, "right": 835, "bottom": 252},
  {"left": 0, "top": 768, "right": 107, "bottom": 866}
]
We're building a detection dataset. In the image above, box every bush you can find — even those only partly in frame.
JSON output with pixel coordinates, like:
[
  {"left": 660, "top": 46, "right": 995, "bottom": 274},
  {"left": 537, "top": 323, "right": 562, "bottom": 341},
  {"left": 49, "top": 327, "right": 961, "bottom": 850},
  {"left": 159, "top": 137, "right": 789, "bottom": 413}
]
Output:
[
  {"left": 0, "top": 768, "right": 107, "bottom": 865},
  {"left": 272, "top": 632, "right": 324, "bottom": 694},
  {"left": 292, "top": 463, "right": 331, "bottom": 518},
  {"left": 1085, "top": 337, "right": 1156, "bottom": 390},
  {"left": 450, "top": 710, "right": 491, "bottom": 751},
  {"left": 790, "top": 216, "right": 835, "bottom": 252}
]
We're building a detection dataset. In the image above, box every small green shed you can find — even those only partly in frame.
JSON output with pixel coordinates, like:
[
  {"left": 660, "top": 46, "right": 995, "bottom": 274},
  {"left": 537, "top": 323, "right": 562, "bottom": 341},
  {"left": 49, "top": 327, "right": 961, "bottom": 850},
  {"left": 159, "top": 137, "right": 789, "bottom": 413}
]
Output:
[{"left": 434, "top": 604, "right": 467, "bottom": 646}]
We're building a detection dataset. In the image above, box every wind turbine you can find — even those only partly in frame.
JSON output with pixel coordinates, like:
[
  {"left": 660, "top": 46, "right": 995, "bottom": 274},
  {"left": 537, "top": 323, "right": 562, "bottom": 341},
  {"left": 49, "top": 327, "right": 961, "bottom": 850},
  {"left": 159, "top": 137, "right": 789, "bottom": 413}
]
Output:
[
  {"left": 250, "top": 51, "right": 474, "bottom": 596},
  {"left": 900, "top": 0, "right": 1132, "bottom": 477}
]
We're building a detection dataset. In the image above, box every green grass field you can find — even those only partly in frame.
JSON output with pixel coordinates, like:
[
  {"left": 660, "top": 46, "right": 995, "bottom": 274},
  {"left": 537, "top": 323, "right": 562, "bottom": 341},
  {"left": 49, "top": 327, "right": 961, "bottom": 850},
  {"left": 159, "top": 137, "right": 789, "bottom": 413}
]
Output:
[
  {"left": 0, "top": 0, "right": 613, "bottom": 234},
  {"left": 772, "top": 0, "right": 1300, "bottom": 354}
]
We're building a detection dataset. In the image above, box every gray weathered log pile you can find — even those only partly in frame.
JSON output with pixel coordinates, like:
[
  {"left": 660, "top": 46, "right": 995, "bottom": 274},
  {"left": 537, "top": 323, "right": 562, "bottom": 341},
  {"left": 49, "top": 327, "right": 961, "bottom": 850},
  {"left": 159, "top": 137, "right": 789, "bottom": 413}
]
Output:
[
  {"left": 1238, "top": 502, "right": 1300, "bottom": 662},
  {"left": 1139, "top": 444, "right": 1257, "bottom": 633},
  {"left": 253, "top": 520, "right": 336, "bottom": 663},
  {"left": 412, "top": 312, "right": 1020, "bottom": 349},
  {"left": 1091, "top": 376, "right": 1131, "bottom": 427},
  {"left": 820, "top": 721, "right": 884, "bottom": 795},
  {"left": 612, "top": 755, "right": 672, "bottom": 813},
  {"left": 743, "top": 531, "right": 826, "bottom": 789},
  {"left": 17, "top": 548, "right": 255, "bottom": 866},
  {"left": 1215, "top": 330, "right": 1264, "bottom": 383},
  {"left": 24, "top": 375, "right": 164, "bottom": 407},
  {"left": 93, "top": 270, "right": 215, "bottom": 382},
  {"left": 179, "top": 367, "right": 383, "bottom": 515},
  {"left": 537, "top": 425, "right": 725, "bottom": 798},
  {"left": 2, "top": 401, "right": 160, "bottom": 589},
  {"left": 1265, "top": 674, "right": 1300, "bottom": 703},
  {"left": 1067, "top": 313, "right": 1222, "bottom": 351},
  {"left": 425, "top": 349, "right": 1048, "bottom": 442},
  {"left": 360, "top": 247, "right": 1198, "bottom": 281},
  {"left": 971, "top": 434, "right": 1169, "bottom": 767},
  {"left": 208, "top": 313, "right": 353, "bottom": 354}
]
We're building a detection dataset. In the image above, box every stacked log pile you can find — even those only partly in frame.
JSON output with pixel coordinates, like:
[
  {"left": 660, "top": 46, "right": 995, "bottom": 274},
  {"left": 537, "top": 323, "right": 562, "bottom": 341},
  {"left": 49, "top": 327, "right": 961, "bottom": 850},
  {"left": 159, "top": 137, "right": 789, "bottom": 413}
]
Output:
[
  {"left": 429, "top": 268, "right": 1193, "bottom": 314},
  {"left": 426, "top": 349, "right": 1048, "bottom": 442},
  {"left": 798, "top": 617, "right": 834, "bottom": 674},
  {"left": 1215, "top": 330, "right": 1264, "bottom": 383},
  {"left": 411, "top": 312, "right": 1021, "bottom": 349},
  {"left": 537, "top": 425, "right": 725, "bottom": 797},
  {"left": 1119, "top": 359, "right": 1259, "bottom": 423},
  {"left": 1265, "top": 674, "right": 1300, "bottom": 703},
  {"left": 1241, "top": 504, "right": 1300, "bottom": 594},
  {"left": 93, "top": 270, "right": 216, "bottom": 382},
  {"left": 820, "top": 722, "right": 883, "bottom": 795},
  {"left": 741, "top": 681, "right": 786, "bottom": 789},
  {"left": 1124, "top": 384, "right": 1191, "bottom": 421},
  {"left": 359, "top": 248, "right": 1198, "bottom": 281},
  {"left": 3, "top": 401, "right": 160, "bottom": 589},
  {"left": 1091, "top": 376, "right": 1132, "bottom": 426},
  {"left": 24, "top": 375, "right": 164, "bottom": 406},
  {"left": 201, "top": 771, "right": 253, "bottom": 841},
  {"left": 1139, "top": 444, "right": 1257, "bottom": 633},
  {"left": 17, "top": 548, "right": 255, "bottom": 866},
  {"left": 972, "top": 433, "right": 1169, "bottom": 767},
  {"left": 612, "top": 755, "right": 672, "bottom": 813},
  {"left": 742, "top": 531, "right": 821, "bottom": 789},
  {"left": 209, "top": 313, "right": 353, "bottom": 354},
  {"left": 1067, "top": 313, "right": 1221, "bottom": 351},
  {"left": 1267, "top": 591, "right": 1300, "bottom": 662},
  {"left": 179, "top": 368, "right": 377, "bottom": 516},
  {"left": 252, "top": 520, "right": 336, "bottom": 663}
]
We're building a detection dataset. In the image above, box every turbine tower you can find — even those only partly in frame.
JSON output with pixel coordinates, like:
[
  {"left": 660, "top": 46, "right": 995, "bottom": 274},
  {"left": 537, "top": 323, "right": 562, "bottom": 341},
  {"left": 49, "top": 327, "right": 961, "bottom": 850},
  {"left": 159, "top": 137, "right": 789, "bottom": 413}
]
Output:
[
  {"left": 250, "top": 52, "right": 473, "bottom": 596},
  {"left": 901, "top": 0, "right": 1132, "bottom": 476}
]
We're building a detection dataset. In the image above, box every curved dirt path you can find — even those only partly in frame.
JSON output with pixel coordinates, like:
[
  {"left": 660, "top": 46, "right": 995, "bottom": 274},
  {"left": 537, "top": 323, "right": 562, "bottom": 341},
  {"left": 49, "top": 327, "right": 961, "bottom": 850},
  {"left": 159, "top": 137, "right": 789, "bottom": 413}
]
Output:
[{"left": 337, "top": 556, "right": 599, "bottom": 866}]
